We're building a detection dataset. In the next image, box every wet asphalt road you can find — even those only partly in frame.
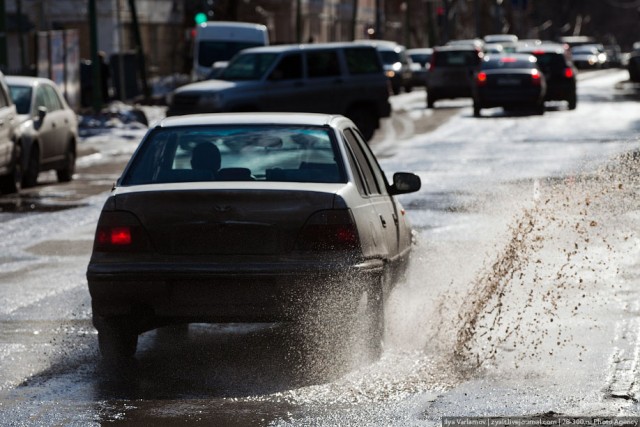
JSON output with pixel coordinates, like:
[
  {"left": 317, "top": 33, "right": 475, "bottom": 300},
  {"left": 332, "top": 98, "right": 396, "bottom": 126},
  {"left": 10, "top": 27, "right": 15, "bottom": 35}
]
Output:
[{"left": 1, "top": 70, "right": 640, "bottom": 425}]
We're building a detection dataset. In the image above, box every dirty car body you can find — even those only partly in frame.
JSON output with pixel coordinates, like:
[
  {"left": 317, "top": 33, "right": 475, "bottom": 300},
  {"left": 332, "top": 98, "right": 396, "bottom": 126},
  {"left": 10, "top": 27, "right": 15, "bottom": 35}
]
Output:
[{"left": 86, "top": 113, "right": 421, "bottom": 361}]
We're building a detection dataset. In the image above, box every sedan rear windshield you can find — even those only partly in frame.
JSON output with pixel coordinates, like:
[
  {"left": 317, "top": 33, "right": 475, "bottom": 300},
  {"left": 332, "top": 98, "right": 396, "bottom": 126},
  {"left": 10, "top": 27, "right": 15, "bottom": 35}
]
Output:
[
  {"left": 481, "top": 57, "right": 537, "bottom": 70},
  {"left": 434, "top": 50, "right": 480, "bottom": 66},
  {"left": 121, "top": 125, "right": 346, "bottom": 185}
]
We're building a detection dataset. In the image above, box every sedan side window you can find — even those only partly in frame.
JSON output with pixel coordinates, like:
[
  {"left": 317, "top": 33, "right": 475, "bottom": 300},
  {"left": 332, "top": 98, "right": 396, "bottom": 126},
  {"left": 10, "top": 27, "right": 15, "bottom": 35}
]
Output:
[
  {"left": 43, "top": 85, "right": 63, "bottom": 112},
  {"left": 343, "top": 128, "right": 381, "bottom": 195},
  {"left": 35, "top": 87, "right": 47, "bottom": 110}
]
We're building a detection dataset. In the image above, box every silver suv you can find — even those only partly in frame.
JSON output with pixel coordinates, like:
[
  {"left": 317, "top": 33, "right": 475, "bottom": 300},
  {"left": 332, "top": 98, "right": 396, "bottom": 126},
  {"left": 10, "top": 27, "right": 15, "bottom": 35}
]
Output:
[
  {"left": 167, "top": 42, "right": 391, "bottom": 141},
  {"left": 0, "top": 71, "right": 20, "bottom": 194}
]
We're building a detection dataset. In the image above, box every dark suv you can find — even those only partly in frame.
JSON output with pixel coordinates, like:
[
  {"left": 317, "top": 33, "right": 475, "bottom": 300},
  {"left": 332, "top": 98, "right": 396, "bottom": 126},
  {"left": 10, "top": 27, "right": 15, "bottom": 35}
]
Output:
[
  {"left": 167, "top": 42, "right": 391, "bottom": 141},
  {"left": 0, "top": 71, "right": 20, "bottom": 194},
  {"left": 517, "top": 43, "right": 577, "bottom": 109},
  {"left": 426, "top": 45, "right": 483, "bottom": 108}
]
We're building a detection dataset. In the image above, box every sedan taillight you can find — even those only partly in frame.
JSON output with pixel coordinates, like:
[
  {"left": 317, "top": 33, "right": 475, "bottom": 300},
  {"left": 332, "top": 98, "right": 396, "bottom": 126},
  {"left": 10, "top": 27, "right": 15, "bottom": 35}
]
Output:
[
  {"left": 476, "top": 72, "right": 488, "bottom": 86},
  {"left": 564, "top": 67, "right": 574, "bottom": 79},
  {"left": 93, "top": 211, "right": 151, "bottom": 252},
  {"left": 296, "top": 209, "right": 360, "bottom": 251},
  {"left": 531, "top": 69, "right": 542, "bottom": 85}
]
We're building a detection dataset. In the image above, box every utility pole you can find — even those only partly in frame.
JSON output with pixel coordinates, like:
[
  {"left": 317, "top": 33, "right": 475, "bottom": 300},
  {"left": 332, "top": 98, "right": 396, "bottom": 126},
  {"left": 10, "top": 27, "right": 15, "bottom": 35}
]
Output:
[
  {"left": 475, "top": 0, "right": 481, "bottom": 38},
  {"left": 89, "top": 0, "right": 103, "bottom": 113},
  {"left": 296, "top": 0, "right": 301, "bottom": 42},
  {"left": 127, "top": 0, "right": 150, "bottom": 101},
  {"left": 350, "top": 0, "right": 358, "bottom": 40},
  {"left": 0, "top": 0, "right": 7, "bottom": 72},
  {"left": 375, "top": 0, "right": 383, "bottom": 39}
]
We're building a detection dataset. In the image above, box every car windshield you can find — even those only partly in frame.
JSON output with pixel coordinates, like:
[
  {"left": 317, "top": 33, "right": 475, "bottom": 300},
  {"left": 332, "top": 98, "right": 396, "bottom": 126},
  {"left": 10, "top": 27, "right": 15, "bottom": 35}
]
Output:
[
  {"left": 379, "top": 50, "right": 401, "bottom": 65},
  {"left": 121, "top": 125, "right": 346, "bottom": 186},
  {"left": 8, "top": 85, "right": 32, "bottom": 114},
  {"left": 220, "top": 52, "right": 278, "bottom": 80},
  {"left": 531, "top": 53, "right": 567, "bottom": 71},
  {"left": 409, "top": 54, "right": 432, "bottom": 66},
  {"left": 436, "top": 50, "right": 480, "bottom": 66}
]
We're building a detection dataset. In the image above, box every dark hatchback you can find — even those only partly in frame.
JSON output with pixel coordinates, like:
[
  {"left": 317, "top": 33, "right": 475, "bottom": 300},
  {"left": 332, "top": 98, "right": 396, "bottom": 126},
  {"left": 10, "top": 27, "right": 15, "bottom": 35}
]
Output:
[
  {"left": 472, "top": 54, "right": 547, "bottom": 117},
  {"left": 86, "top": 113, "right": 421, "bottom": 362},
  {"left": 517, "top": 43, "right": 577, "bottom": 109}
]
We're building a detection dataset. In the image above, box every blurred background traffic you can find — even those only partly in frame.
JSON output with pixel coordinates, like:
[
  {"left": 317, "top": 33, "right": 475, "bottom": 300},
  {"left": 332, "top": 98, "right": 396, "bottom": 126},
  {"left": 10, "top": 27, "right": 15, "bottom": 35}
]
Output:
[{"left": 0, "top": 0, "right": 638, "bottom": 112}]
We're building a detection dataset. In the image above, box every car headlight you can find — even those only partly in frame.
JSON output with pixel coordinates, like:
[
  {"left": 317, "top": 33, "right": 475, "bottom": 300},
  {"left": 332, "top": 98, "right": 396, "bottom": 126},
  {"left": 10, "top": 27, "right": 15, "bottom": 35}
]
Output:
[{"left": 386, "top": 70, "right": 396, "bottom": 78}]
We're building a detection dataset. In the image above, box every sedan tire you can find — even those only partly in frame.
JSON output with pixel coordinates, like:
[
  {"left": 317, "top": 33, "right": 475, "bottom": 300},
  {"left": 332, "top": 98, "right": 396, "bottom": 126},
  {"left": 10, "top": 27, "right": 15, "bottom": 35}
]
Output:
[
  {"left": 0, "top": 144, "right": 22, "bottom": 194},
  {"left": 56, "top": 143, "right": 75, "bottom": 182},
  {"left": 22, "top": 145, "right": 40, "bottom": 188},
  {"left": 97, "top": 321, "right": 138, "bottom": 363}
]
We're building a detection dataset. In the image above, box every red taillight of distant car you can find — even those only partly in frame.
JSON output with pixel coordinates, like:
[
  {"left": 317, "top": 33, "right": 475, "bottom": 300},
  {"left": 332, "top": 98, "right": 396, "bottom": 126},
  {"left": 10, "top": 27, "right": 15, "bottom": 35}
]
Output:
[
  {"left": 564, "top": 67, "right": 574, "bottom": 78},
  {"left": 531, "top": 69, "right": 542, "bottom": 85},
  {"left": 296, "top": 209, "right": 360, "bottom": 251},
  {"left": 476, "top": 71, "right": 488, "bottom": 86}
]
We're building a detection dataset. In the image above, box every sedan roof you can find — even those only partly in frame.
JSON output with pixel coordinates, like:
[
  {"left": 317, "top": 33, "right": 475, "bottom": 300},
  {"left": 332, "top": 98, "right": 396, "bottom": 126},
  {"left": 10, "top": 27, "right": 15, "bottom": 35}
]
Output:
[
  {"left": 5, "top": 75, "right": 57, "bottom": 87},
  {"left": 157, "top": 112, "right": 348, "bottom": 129}
]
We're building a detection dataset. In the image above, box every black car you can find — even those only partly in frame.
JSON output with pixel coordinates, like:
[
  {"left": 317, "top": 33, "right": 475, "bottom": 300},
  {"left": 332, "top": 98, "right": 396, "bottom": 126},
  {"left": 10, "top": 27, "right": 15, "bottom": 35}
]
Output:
[
  {"left": 517, "top": 43, "right": 577, "bottom": 109},
  {"left": 472, "top": 54, "right": 547, "bottom": 117},
  {"left": 167, "top": 42, "right": 391, "bottom": 142},
  {"left": 86, "top": 112, "right": 421, "bottom": 363},
  {"left": 628, "top": 42, "right": 640, "bottom": 83},
  {"left": 426, "top": 45, "right": 483, "bottom": 108}
]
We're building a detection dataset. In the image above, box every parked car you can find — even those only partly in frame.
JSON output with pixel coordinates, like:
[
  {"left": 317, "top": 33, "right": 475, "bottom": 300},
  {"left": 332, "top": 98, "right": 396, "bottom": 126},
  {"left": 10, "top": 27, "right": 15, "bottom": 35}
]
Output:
[
  {"left": 6, "top": 76, "right": 78, "bottom": 187},
  {"left": 407, "top": 47, "right": 433, "bottom": 87},
  {"left": 355, "top": 40, "right": 414, "bottom": 94},
  {"left": 472, "top": 54, "right": 547, "bottom": 117},
  {"left": 426, "top": 45, "right": 483, "bottom": 108},
  {"left": 86, "top": 112, "right": 422, "bottom": 362},
  {"left": 167, "top": 42, "right": 391, "bottom": 141},
  {"left": 0, "top": 71, "right": 20, "bottom": 194},
  {"left": 517, "top": 43, "right": 577, "bottom": 109},
  {"left": 628, "top": 42, "right": 640, "bottom": 82},
  {"left": 570, "top": 44, "right": 607, "bottom": 69}
]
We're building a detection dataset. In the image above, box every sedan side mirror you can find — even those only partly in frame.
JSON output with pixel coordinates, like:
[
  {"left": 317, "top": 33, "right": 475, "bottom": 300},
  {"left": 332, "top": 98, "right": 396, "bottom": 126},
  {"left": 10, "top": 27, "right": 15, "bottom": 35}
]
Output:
[
  {"left": 37, "top": 106, "right": 47, "bottom": 121},
  {"left": 389, "top": 172, "right": 421, "bottom": 195}
]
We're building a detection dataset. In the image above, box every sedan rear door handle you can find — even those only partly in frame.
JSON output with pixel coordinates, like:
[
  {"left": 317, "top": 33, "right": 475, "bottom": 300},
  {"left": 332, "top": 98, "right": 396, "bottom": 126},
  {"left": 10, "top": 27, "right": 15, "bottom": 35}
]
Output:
[{"left": 379, "top": 214, "right": 387, "bottom": 228}]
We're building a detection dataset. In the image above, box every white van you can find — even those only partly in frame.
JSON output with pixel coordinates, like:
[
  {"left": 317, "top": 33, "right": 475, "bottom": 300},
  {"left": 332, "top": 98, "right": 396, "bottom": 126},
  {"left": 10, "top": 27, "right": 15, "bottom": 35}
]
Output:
[{"left": 192, "top": 21, "right": 269, "bottom": 81}]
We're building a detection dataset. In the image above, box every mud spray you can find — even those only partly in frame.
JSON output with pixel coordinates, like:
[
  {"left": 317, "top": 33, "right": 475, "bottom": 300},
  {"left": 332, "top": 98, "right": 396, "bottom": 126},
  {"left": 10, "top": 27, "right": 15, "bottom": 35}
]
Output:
[{"left": 451, "top": 151, "right": 640, "bottom": 371}]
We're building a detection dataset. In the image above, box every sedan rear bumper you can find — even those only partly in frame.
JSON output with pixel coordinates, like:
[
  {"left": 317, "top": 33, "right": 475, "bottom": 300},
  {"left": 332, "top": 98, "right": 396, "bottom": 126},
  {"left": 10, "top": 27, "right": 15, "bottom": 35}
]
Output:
[{"left": 87, "top": 258, "right": 384, "bottom": 329}]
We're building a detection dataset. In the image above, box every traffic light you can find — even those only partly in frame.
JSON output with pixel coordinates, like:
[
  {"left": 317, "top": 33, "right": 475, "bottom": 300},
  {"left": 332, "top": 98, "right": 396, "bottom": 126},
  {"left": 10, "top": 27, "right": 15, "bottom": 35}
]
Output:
[{"left": 194, "top": 12, "right": 207, "bottom": 25}]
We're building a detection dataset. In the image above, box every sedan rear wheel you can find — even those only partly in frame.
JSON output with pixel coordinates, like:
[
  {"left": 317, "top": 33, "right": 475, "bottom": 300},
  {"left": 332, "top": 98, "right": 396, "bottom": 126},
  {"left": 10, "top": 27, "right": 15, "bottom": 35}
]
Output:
[
  {"left": 22, "top": 145, "right": 40, "bottom": 188},
  {"left": 98, "top": 322, "right": 138, "bottom": 363},
  {"left": 0, "top": 144, "right": 22, "bottom": 194},
  {"left": 361, "top": 276, "right": 385, "bottom": 361},
  {"left": 56, "top": 143, "right": 75, "bottom": 182},
  {"left": 473, "top": 104, "right": 481, "bottom": 117}
]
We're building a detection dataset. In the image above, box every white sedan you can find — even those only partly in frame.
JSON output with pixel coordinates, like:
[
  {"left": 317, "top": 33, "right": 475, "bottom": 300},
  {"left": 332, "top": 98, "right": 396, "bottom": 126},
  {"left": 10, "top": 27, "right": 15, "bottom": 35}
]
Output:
[
  {"left": 6, "top": 76, "right": 78, "bottom": 187},
  {"left": 86, "top": 112, "right": 422, "bottom": 363}
]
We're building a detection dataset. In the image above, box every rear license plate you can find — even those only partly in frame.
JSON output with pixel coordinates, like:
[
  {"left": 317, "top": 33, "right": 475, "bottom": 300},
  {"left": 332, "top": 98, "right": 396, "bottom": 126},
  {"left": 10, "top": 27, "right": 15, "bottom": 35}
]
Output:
[{"left": 497, "top": 78, "right": 520, "bottom": 86}]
